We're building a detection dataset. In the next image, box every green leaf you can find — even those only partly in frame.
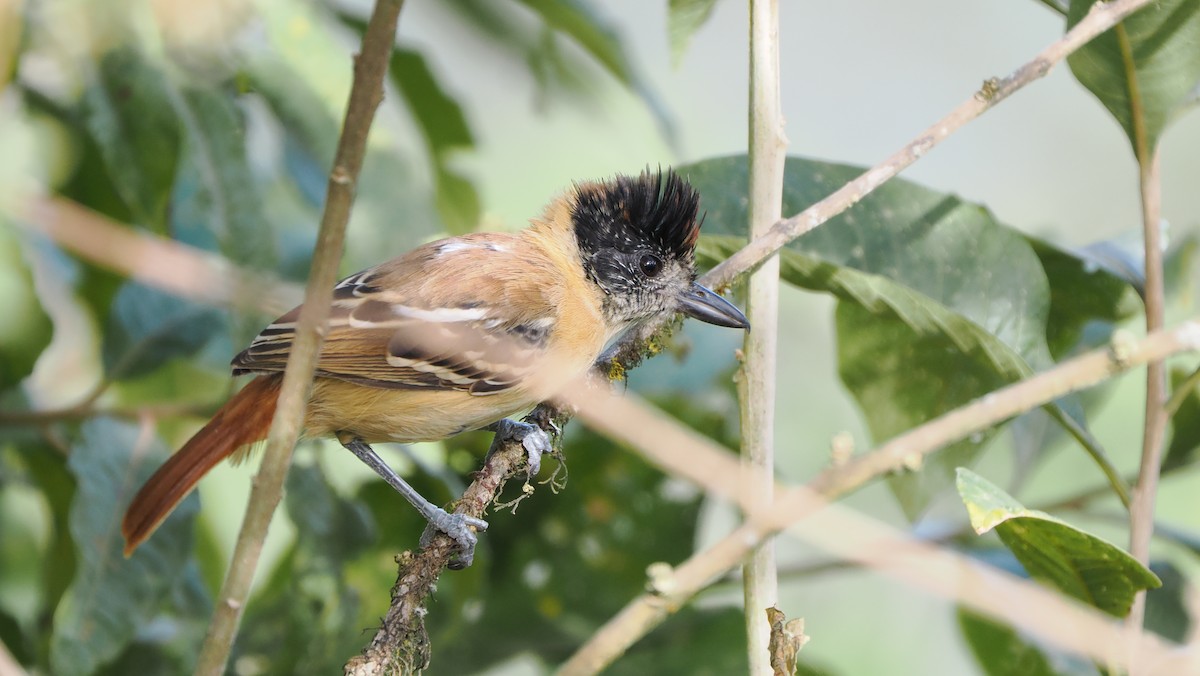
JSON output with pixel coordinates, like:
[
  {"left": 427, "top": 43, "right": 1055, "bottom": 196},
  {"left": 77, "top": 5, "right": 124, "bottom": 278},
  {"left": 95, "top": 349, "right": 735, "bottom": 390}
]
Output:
[
  {"left": 389, "top": 48, "right": 474, "bottom": 157},
  {"left": 388, "top": 47, "right": 480, "bottom": 234},
  {"left": 0, "top": 226, "right": 52, "bottom": 390},
  {"left": 433, "top": 165, "right": 482, "bottom": 236},
  {"left": 957, "top": 608, "right": 1062, "bottom": 676},
  {"left": 284, "top": 463, "right": 375, "bottom": 567},
  {"left": 1145, "top": 561, "right": 1192, "bottom": 642},
  {"left": 1028, "top": 238, "right": 1139, "bottom": 360},
  {"left": 172, "top": 85, "right": 275, "bottom": 269},
  {"left": 668, "top": 0, "right": 719, "bottom": 66},
  {"left": 685, "top": 155, "right": 1130, "bottom": 517},
  {"left": 1066, "top": 0, "right": 1200, "bottom": 155},
  {"left": 1164, "top": 366, "right": 1200, "bottom": 472},
  {"left": 511, "top": 0, "right": 676, "bottom": 142},
  {"left": 51, "top": 418, "right": 199, "bottom": 676},
  {"left": 956, "top": 468, "right": 1159, "bottom": 617},
  {"left": 18, "top": 445, "right": 78, "bottom": 627},
  {"left": 102, "top": 281, "right": 224, "bottom": 379},
  {"left": 81, "top": 47, "right": 182, "bottom": 231},
  {"left": 246, "top": 59, "right": 339, "bottom": 170}
]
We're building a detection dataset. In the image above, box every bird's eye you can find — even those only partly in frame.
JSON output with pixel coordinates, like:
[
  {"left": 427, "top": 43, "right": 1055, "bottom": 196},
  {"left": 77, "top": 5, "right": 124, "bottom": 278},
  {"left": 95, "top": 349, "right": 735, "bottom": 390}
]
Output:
[{"left": 639, "top": 254, "right": 663, "bottom": 278}]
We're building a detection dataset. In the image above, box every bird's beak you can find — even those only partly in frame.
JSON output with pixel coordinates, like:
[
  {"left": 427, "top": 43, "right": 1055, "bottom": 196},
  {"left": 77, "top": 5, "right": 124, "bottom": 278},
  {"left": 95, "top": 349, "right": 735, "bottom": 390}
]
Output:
[{"left": 678, "top": 282, "right": 750, "bottom": 330}]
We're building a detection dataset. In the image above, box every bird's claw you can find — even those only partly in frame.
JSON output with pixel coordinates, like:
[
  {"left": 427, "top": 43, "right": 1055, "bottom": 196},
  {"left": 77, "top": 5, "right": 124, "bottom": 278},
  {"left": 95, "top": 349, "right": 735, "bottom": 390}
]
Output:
[
  {"left": 492, "top": 418, "right": 553, "bottom": 478},
  {"left": 420, "top": 508, "right": 489, "bottom": 570}
]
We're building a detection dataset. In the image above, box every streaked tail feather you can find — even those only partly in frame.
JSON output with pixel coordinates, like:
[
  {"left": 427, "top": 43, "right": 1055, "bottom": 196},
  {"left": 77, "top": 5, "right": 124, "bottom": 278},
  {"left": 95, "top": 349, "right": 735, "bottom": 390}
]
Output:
[{"left": 121, "top": 375, "right": 282, "bottom": 556}]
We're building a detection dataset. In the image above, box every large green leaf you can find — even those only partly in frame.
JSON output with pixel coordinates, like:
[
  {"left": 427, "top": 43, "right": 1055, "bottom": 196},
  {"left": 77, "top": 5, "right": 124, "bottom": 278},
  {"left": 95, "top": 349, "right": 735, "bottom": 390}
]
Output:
[
  {"left": 957, "top": 608, "right": 1062, "bottom": 676},
  {"left": 685, "top": 156, "right": 1130, "bottom": 517},
  {"left": 51, "top": 418, "right": 199, "bottom": 675},
  {"left": 956, "top": 469, "right": 1159, "bottom": 618},
  {"left": 1067, "top": 0, "right": 1200, "bottom": 155},
  {"left": 0, "top": 226, "right": 52, "bottom": 390},
  {"left": 668, "top": 0, "right": 719, "bottom": 67},
  {"left": 101, "top": 281, "right": 224, "bottom": 380},
  {"left": 80, "top": 48, "right": 182, "bottom": 232}
]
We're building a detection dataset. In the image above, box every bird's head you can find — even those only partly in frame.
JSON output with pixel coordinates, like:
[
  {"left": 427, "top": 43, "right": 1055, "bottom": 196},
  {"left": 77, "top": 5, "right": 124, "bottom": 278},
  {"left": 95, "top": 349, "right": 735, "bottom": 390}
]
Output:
[{"left": 569, "top": 169, "right": 749, "bottom": 332}]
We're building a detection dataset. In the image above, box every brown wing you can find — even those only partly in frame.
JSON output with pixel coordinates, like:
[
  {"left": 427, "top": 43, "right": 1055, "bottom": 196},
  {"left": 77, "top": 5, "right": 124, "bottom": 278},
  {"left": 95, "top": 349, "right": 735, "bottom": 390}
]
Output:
[{"left": 232, "top": 233, "right": 559, "bottom": 395}]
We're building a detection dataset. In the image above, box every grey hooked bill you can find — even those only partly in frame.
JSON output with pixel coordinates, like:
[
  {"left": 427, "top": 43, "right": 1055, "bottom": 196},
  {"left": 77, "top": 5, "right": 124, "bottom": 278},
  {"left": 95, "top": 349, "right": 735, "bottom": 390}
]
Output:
[{"left": 678, "top": 282, "right": 750, "bottom": 330}]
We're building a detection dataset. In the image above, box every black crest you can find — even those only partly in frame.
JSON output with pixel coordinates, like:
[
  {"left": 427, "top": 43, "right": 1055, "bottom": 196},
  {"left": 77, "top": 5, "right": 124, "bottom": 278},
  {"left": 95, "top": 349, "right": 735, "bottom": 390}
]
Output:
[{"left": 570, "top": 169, "right": 701, "bottom": 261}]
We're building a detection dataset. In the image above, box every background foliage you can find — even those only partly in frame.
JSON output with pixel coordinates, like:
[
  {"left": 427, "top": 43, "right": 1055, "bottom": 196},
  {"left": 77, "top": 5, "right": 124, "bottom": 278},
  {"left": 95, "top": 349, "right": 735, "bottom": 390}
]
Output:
[{"left": 1, "top": 0, "right": 1199, "bottom": 674}]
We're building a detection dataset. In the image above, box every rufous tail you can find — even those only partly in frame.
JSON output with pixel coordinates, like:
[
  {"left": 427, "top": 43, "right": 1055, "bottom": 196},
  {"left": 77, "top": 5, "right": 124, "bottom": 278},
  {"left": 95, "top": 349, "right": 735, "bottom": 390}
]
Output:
[{"left": 121, "top": 375, "right": 282, "bottom": 556}]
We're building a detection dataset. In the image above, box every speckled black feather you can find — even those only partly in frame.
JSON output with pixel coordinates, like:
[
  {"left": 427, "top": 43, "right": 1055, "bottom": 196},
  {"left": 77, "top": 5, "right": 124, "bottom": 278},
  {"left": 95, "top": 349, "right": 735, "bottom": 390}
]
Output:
[{"left": 570, "top": 169, "right": 701, "bottom": 263}]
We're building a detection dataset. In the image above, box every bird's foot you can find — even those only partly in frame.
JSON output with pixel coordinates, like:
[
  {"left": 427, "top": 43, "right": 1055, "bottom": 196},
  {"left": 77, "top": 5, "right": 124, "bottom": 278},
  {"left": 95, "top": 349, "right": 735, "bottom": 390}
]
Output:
[
  {"left": 420, "top": 509, "right": 489, "bottom": 570},
  {"left": 489, "top": 417, "right": 554, "bottom": 478},
  {"left": 339, "top": 434, "right": 487, "bottom": 570}
]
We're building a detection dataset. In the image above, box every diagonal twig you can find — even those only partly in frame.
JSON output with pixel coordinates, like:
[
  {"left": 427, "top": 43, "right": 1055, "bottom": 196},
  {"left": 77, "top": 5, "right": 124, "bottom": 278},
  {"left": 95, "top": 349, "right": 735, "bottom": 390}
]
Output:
[{"left": 194, "top": 0, "right": 406, "bottom": 672}]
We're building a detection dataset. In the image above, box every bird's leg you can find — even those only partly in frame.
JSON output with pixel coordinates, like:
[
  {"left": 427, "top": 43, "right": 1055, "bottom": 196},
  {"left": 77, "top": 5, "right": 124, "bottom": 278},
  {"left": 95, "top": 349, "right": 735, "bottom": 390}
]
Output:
[
  {"left": 338, "top": 435, "right": 487, "bottom": 568},
  {"left": 485, "top": 417, "right": 555, "bottom": 479}
]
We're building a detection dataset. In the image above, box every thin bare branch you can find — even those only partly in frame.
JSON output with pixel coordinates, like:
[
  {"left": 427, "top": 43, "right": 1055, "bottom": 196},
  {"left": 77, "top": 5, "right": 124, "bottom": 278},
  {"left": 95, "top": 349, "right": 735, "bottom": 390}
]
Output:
[
  {"left": 21, "top": 196, "right": 301, "bottom": 316},
  {"left": 1128, "top": 152, "right": 1167, "bottom": 646},
  {"left": 742, "top": 0, "right": 786, "bottom": 671},
  {"left": 194, "top": 0, "right": 405, "bottom": 672}
]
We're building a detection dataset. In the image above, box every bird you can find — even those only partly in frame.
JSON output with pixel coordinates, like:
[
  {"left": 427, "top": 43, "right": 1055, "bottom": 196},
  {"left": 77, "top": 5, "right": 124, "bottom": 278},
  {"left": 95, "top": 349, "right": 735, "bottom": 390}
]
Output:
[{"left": 120, "top": 168, "right": 749, "bottom": 566}]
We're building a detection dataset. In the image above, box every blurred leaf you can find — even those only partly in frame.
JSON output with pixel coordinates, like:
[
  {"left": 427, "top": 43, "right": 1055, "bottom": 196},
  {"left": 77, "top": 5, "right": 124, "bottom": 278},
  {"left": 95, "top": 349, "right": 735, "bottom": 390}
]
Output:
[
  {"left": 172, "top": 85, "right": 275, "bottom": 268},
  {"left": 1164, "top": 366, "right": 1200, "bottom": 472},
  {"left": 516, "top": 0, "right": 674, "bottom": 139},
  {"left": 332, "top": 14, "right": 485, "bottom": 237},
  {"left": 388, "top": 47, "right": 480, "bottom": 235},
  {"left": 432, "top": 165, "right": 482, "bottom": 236},
  {"left": 247, "top": 59, "right": 339, "bottom": 172},
  {"left": 250, "top": 5, "right": 442, "bottom": 255},
  {"left": 102, "top": 281, "right": 224, "bottom": 380},
  {"left": 17, "top": 445, "right": 78, "bottom": 632},
  {"left": 0, "top": 0, "right": 19, "bottom": 89},
  {"left": 441, "top": 0, "right": 674, "bottom": 142},
  {"left": 687, "top": 155, "right": 1127, "bottom": 517},
  {"left": 97, "top": 640, "right": 185, "bottom": 676},
  {"left": 1164, "top": 233, "right": 1198, "bottom": 301},
  {"left": 233, "top": 463, "right": 375, "bottom": 674},
  {"left": 668, "top": 0, "right": 719, "bottom": 66},
  {"left": 284, "top": 463, "right": 375, "bottom": 567},
  {"left": 0, "top": 225, "right": 53, "bottom": 390},
  {"left": 610, "top": 607, "right": 748, "bottom": 675},
  {"left": 1066, "top": 0, "right": 1200, "bottom": 155},
  {"left": 0, "top": 607, "right": 31, "bottom": 667},
  {"left": 51, "top": 418, "right": 199, "bottom": 676},
  {"left": 81, "top": 47, "right": 182, "bottom": 231},
  {"left": 957, "top": 608, "right": 1062, "bottom": 676},
  {"left": 956, "top": 468, "right": 1159, "bottom": 617},
  {"left": 389, "top": 48, "right": 474, "bottom": 156},
  {"left": 1145, "top": 561, "right": 1192, "bottom": 642}
]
